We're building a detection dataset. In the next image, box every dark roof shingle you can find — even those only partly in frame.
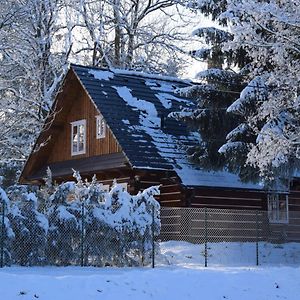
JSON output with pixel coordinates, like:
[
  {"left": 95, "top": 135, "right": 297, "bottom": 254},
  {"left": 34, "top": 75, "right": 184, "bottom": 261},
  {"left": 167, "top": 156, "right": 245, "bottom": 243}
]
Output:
[{"left": 72, "top": 64, "right": 262, "bottom": 190}]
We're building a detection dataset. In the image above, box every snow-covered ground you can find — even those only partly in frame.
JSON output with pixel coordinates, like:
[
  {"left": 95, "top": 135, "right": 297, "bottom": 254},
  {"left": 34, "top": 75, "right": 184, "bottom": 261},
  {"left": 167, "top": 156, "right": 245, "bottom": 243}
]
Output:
[
  {"left": 158, "top": 241, "right": 300, "bottom": 267},
  {"left": 1, "top": 241, "right": 300, "bottom": 300},
  {"left": 1, "top": 266, "right": 300, "bottom": 300}
]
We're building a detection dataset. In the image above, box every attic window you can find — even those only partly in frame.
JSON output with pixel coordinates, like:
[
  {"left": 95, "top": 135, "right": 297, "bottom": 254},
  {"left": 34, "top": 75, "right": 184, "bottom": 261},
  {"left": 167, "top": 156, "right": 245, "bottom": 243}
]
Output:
[
  {"left": 71, "top": 119, "right": 86, "bottom": 156},
  {"left": 268, "top": 193, "right": 289, "bottom": 223},
  {"left": 96, "top": 115, "right": 106, "bottom": 139}
]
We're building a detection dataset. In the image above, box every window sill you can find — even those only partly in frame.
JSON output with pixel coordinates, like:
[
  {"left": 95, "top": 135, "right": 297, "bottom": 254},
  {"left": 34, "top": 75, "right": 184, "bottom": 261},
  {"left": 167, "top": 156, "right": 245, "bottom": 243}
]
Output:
[
  {"left": 269, "top": 220, "right": 289, "bottom": 224},
  {"left": 71, "top": 151, "right": 86, "bottom": 156}
]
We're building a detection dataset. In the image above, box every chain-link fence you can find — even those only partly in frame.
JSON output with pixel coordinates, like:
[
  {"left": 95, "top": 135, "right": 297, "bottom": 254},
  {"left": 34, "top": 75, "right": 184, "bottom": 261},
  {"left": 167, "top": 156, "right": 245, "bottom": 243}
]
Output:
[
  {"left": 0, "top": 200, "right": 5, "bottom": 267},
  {"left": 0, "top": 200, "right": 158, "bottom": 268},
  {"left": 159, "top": 207, "right": 300, "bottom": 267},
  {"left": 1, "top": 201, "right": 300, "bottom": 268}
]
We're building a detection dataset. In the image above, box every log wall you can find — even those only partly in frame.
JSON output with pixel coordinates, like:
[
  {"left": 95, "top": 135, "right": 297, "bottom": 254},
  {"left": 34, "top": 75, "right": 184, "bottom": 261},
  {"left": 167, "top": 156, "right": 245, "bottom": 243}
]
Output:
[
  {"left": 189, "top": 187, "right": 266, "bottom": 210},
  {"left": 48, "top": 88, "right": 121, "bottom": 163}
]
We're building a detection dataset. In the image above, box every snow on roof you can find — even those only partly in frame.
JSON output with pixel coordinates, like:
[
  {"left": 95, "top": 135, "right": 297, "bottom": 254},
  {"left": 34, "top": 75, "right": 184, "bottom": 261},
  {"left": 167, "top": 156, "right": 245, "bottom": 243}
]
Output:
[
  {"left": 175, "top": 165, "right": 262, "bottom": 189},
  {"left": 113, "top": 86, "right": 160, "bottom": 129},
  {"left": 73, "top": 64, "right": 262, "bottom": 190},
  {"left": 88, "top": 69, "right": 114, "bottom": 81},
  {"left": 111, "top": 68, "right": 192, "bottom": 84}
]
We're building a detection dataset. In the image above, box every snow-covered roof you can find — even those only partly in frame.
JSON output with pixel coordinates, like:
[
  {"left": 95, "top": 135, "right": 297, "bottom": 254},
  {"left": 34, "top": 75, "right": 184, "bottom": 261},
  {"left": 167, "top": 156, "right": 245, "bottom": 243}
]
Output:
[{"left": 72, "top": 64, "right": 262, "bottom": 190}]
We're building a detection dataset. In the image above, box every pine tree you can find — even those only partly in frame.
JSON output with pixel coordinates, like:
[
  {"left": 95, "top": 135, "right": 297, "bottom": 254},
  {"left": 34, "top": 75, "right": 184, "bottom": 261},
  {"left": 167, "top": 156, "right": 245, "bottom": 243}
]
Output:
[
  {"left": 172, "top": 2, "right": 258, "bottom": 181},
  {"left": 208, "top": 0, "right": 300, "bottom": 186},
  {"left": 180, "top": 0, "right": 300, "bottom": 187}
]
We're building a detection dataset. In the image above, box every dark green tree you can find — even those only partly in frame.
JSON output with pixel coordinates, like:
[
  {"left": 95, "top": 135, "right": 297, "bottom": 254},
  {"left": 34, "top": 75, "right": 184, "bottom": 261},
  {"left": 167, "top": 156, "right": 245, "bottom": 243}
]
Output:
[{"left": 172, "top": 1, "right": 259, "bottom": 181}]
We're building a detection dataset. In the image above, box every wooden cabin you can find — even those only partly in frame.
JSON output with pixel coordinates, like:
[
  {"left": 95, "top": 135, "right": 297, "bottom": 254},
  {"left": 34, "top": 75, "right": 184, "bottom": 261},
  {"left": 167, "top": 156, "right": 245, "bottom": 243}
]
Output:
[{"left": 20, "top": 64, "right": 300, "bottom": 241}]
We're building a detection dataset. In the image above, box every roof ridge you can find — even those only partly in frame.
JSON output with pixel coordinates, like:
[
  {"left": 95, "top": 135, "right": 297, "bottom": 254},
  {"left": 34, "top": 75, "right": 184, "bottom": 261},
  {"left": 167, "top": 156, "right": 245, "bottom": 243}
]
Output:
[{"left": 70, "top": 63, "right": 193, "bottom": 85}]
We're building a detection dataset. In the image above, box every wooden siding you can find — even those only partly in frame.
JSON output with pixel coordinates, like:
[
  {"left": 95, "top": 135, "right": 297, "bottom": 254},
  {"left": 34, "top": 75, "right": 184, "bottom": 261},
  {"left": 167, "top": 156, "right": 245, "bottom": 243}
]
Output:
[
  {"left": 20, "top": 70, "right": 123, "bottom": 184},
  {"left": 29, "top": 153, "right": 129, "bottom": 182},
  {"left": 48, "top": 87, "right": 121, "bottom": 163},
  {"left": 159, "top": 207, "right": 268, "bottom": 243},
  {"left": 129, "top": 171, "right": 186, "bottom": 207},
  {"left": 189, "top": 188, "right": 266, "bottom": 210}
]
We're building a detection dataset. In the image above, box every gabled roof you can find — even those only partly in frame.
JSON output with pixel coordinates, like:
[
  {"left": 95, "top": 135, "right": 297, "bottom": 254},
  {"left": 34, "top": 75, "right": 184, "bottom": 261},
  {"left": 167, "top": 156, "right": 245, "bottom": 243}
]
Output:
[{"left": 71, "top": 64, "right": 262, "bottom": 190}]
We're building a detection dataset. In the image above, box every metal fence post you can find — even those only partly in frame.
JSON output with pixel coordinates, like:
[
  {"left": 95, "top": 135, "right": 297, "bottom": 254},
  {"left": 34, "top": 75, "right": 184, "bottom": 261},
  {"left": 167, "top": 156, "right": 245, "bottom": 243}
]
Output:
[
  {"left": 151, "top": 205, "right": 155, "bottom": 269},
  {"left": 256, "top": 210, "right": 259, "bottom": 266},
  {"left": 0, "top": 200, "right": 5, "bottom": 268},
  {"left": 204, "top": 207, "right": 208, "bottom": 268},
  {"left": 81, "top": 202, "right": 85, "bottom": 267}
]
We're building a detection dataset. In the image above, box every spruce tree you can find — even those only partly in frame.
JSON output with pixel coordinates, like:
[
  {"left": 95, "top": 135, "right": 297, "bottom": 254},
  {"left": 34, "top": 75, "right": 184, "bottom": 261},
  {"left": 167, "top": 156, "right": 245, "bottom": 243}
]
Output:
[
  {"left": 219, "top": 0, "right": 300, "bottom": 186},
  {"left": 172, "top": 1, "right": 258, "bottom": 181}
]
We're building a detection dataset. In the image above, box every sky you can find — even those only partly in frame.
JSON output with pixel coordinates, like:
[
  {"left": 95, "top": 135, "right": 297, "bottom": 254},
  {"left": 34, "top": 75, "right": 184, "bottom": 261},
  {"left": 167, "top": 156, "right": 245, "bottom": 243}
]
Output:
[
  {"left": 66, "top": 4, "right": 217, "bottom": 80},
  {"left": 170, "top": 7, "right": 219, "bottom": 79}
]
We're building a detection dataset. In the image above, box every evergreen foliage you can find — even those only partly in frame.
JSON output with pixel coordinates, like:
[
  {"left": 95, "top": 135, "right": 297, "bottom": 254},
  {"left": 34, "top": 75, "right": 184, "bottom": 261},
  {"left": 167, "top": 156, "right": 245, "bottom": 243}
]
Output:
[
  {"left": 172, "top": 1, "right": 258, "bottom": 181},
  {"left": 0, "top": 186, "right": 14, "bottom": 266},
  {"left": 9, "top": 192, "right": 48, "bottom": 266},
  {"left": 219, "top": 0, "right": 300, "bottom": 186},
  {"left": 177, "top": 0, "right": 300, "bottom": 185},
  {"left": 0, "top": 173, "right": 160, "bottom": 267}
]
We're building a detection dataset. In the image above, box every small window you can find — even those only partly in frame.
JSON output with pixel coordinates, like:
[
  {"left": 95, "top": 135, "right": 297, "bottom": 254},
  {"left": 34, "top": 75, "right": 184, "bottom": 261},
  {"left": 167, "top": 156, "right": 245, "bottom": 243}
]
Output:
[
  {"left": 96, "top": 115, "right": 106, "bottom": 139},
  {"left": 71, "top": 119, "right": 86, "bottom": 156},
  {"left": 268, "top": 193, "right": 289, "bottom": 223}
]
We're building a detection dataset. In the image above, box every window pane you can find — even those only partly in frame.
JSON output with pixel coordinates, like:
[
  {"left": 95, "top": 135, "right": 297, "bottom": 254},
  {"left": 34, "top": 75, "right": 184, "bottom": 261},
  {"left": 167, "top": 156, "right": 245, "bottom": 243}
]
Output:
[
  {"left": 73, "top": 125, "right": 78, "bottom": 153},
  {"left": 73, "top": 132, "right": 78, "bottom": 142},
  {"left": 78, "top": 141, "right": 84, "bottom": 152},
  {"left": 279, "top": 197, "right": 287, "bottom": 221},
  {"left": 268, "top": 194, "right": 288, "bottom": 223},
  {"left": 96, "top": 116, "right": 105, "bottom": 138},
  {"left": 79, "top": 124, "right": 84, "bottom": 134},
  {"left": 73, "top": 141, "right": 77, "bottom": 153},
  {"left": 101, "top": 119, "right": 105, "bottom": 135},
  {"left": 72, "top": 121, "right": 86, "bottom": 155},
  {"left": 79, "top": 132, "right": 84, "bottom": 143},
  {"left": 97, "top": 118, "right": 100, "bottom": 135}
]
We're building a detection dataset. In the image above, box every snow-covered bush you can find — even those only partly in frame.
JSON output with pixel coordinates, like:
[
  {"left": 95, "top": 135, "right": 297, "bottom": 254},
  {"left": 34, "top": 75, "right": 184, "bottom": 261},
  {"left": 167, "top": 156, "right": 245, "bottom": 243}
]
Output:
[
  {"left": 0, "top": 173, "right": 161, "bottom": 267},
  {"left": 46, "top": 181, "right": 80, "bottom": 265},
  {"left": 0, "top": 186, "right": 14, "bottom": 266},
  {"left": 71, "top": 174, "right": 161, "bottom": 267},
  {"left": 84, "top": 182, "right": 160, "bottom": 266},
  {"left": 42, "top": 173, "right": 160, "bottom": 267},
  {"left": 9, "top": 191, "right": 48, "bottom": 266}
]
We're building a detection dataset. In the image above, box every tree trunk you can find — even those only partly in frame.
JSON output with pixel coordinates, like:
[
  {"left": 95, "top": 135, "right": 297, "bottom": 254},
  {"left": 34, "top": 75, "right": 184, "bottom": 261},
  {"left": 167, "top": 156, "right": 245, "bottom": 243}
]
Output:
[{"left": 113, "top": 0, "right": 121, "bottom": 67}]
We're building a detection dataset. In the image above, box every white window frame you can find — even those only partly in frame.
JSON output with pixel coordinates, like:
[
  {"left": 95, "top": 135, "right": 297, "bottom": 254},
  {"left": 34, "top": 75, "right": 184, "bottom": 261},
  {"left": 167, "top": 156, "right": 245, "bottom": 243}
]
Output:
[
  {"left": 71, "top": 119, "right": 86, "bottom": 156},
  {"left": 96, "top": 115, "right": 106, "bottom": 139},
  {"left": 268, "top": 193, "right": 289, "bottom": 224}
]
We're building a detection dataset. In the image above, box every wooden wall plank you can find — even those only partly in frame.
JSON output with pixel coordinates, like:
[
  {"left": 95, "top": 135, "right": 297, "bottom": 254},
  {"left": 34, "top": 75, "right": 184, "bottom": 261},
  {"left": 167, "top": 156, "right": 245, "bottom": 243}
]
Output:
[{"left": 48, "top": 90, "right": 121, "bottom": 163}]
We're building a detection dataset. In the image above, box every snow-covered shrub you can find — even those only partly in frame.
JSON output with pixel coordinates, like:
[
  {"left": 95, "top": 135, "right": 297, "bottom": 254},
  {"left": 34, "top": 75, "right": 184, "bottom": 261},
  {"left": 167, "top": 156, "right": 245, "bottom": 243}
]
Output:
[
  {"left": 83, "top": 181, "right": 161, "bottom": 266},
  {"left": 0, "top": 172, "right": 161, "bottom": 267},
  {"left": 46, "top": 181, "right": 80, "bottom": 265},
  {"left": 57, "top": 173, "right": 161, "bottom": 267},
  {"left": 0, "top": 186, "right": 14, "bottom": 266},
  {"left": 9, "top": 191, "right": 48, "bottom": 266}
]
